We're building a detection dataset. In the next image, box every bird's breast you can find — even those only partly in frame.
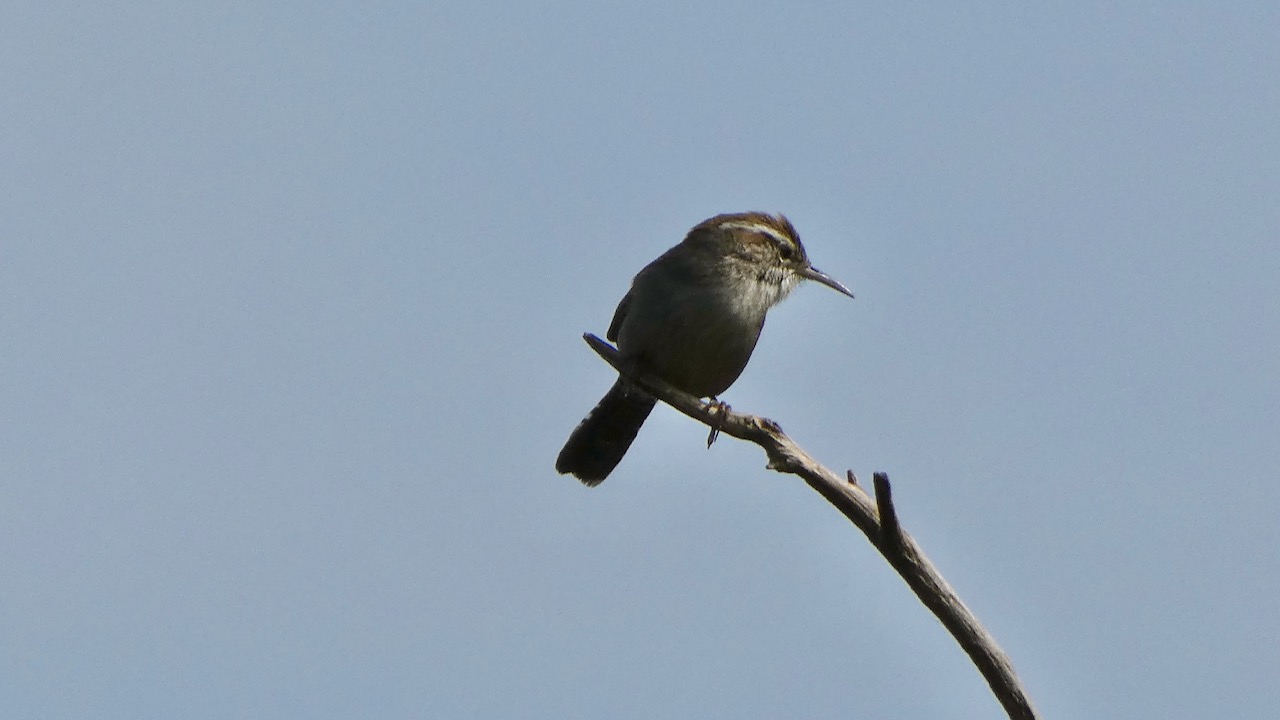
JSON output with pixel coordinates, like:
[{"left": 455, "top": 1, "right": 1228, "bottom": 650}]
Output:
[{"left": 616, "top": 275, "right": 769, "bottom": 398}]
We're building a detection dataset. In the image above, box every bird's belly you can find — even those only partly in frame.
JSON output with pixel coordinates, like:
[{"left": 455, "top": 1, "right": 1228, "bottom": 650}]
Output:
[{"left": 617, "top": 293, "right": 763, "bottom": 398}]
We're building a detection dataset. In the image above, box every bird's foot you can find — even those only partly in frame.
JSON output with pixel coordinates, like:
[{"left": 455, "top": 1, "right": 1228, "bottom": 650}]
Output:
[{"left": 705, "top": 397, "right": 731, "bottom": 448}]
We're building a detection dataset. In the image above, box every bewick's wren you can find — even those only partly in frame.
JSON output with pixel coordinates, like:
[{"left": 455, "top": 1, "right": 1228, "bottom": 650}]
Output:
[{"left": 556, "top": 212, "right": 854, "bottom": 486}]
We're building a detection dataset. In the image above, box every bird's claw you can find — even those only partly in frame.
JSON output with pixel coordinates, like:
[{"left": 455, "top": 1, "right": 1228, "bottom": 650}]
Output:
[{"left": 705, "top": 398, "right": 730, "bottom": 447}]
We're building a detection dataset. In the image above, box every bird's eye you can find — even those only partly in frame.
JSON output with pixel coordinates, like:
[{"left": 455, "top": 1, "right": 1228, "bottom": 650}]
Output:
[{"left": 777, "top": 243, "right": 795, "bottom": 260}]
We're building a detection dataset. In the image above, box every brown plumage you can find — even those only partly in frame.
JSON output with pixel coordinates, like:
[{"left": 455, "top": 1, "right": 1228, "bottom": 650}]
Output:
[{"left": 556, "top": 212, "right": 853, "bottom": 485}]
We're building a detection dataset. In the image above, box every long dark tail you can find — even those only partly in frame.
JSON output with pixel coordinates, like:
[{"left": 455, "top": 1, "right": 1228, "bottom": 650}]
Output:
[{"left": 556, "top": 380, "right": 657, "bottom": 486}]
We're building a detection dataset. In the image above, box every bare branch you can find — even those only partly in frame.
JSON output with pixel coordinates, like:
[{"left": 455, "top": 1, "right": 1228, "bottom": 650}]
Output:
[{"left": 583, "top": 333, "right": 1040, "bottom": 720}]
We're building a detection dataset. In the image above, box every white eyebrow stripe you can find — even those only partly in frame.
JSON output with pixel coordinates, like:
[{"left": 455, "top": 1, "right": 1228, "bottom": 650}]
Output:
[{"left": 717, "top": 221, "right": 791, "bottom": 247}]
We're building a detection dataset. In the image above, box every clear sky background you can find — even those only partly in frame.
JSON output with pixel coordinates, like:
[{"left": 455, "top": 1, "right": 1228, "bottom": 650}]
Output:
[{"left": 4, "top": 2, "right": 1277, "bottom": 718}]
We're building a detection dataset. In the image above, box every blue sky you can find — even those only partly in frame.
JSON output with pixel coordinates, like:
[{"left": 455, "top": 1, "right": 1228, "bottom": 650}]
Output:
[{"left": 4, "top": 2, "right": 1278, "bottom": 718}]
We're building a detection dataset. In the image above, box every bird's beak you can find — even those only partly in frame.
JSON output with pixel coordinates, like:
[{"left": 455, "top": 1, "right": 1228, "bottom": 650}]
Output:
[{"left": 802, "top": 266, "right": 855, "bottom": 298}]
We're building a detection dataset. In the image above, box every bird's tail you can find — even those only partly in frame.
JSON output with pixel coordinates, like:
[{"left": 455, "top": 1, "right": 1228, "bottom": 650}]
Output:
[{"left": 556, "top": 380, "right": 657, "bottom": 486}]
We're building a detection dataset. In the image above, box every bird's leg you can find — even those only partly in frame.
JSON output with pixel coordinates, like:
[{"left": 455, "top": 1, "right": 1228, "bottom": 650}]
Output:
[{"left": 704, "top": 397, "right": 731, "bottom": 448}]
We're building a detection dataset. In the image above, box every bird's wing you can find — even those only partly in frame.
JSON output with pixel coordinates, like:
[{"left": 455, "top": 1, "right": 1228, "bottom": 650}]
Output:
[{"left": 606, "top": 291, "right": 632, "bottom": 343}]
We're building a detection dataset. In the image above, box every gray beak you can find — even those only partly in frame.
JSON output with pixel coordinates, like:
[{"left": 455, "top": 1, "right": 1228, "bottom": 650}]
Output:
[{"left": 802, "top": 265, "right": 855, "bottom": 299}]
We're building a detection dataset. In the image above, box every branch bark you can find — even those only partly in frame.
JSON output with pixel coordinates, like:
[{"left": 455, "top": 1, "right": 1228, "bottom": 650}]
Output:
[{"left": 582, "top": 333, "right": 1040, "bottom": 720}]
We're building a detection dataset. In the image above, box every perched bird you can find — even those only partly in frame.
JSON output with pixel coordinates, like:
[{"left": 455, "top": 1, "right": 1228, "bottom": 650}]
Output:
[{"left": 556, "top": 212, "right": 854, "bottom": 485}]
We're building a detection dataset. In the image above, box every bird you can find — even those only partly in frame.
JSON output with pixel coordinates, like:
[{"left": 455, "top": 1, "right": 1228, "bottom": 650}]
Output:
[{"left": 556, "top": 211, "right": 854, "bottom": 486}]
